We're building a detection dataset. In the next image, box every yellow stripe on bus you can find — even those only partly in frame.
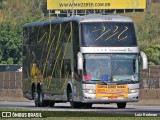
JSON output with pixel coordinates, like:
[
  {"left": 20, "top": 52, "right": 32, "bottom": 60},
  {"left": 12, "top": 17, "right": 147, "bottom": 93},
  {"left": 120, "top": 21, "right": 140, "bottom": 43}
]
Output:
[
  {"left": 48, "top": 47, "right": 62, "bottom": 88},
  {"left": 55, "top": 24, "right": 62, "bottom": 54},
  {"left": 42, "top": 36, "right": 55, "bottom": 78},
  {"left": 59, "top": 23, "right": 70, "bottom": 82},
  {"left": 37, "top": 32, "right": 47, "bottom": 44},
  {"left": 47, "top": 21, "right": 52, "bottom": 48}
]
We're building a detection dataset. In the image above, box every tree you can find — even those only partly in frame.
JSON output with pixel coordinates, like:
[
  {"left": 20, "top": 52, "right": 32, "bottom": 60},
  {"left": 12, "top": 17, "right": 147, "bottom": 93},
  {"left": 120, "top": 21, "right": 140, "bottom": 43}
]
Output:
[
  {"left": 144, "top": 45, "right": 160, "bottom": 65},
  {"left": 0, "top": 0, "right": 45, "bottom": 64},
  {"left": 0, "top": 21, "right": 22, "bottom": 64},
  {"left": 0, "top": 0, "right": 5, "bottom": 9}
]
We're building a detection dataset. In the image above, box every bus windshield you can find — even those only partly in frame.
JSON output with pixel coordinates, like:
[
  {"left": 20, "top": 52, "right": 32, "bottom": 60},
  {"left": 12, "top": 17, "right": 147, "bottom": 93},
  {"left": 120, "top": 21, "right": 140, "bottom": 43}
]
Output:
[
  {"left": 83, "top": 54, "right": 139, "bottom": 83},
  {"left": 81, "top": 22, "right": 137, "bottom": 47}
]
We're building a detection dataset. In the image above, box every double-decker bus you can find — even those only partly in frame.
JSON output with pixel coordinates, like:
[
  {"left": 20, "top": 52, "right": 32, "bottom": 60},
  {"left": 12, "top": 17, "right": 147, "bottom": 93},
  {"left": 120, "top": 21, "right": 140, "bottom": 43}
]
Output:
[{"left": 22, "top": 15, "right": 147, "bottom": 108}]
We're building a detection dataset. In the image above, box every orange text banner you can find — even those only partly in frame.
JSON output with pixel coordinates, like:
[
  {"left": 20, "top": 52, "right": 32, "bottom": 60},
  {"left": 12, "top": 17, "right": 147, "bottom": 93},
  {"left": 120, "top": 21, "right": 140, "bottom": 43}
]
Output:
[{"left": 96, "top": 84, "right": 128, "bottom": 98}]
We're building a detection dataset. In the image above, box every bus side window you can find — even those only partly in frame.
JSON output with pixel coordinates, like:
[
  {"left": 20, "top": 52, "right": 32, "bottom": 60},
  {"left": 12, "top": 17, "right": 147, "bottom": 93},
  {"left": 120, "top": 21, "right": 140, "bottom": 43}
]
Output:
[
  {"left": 61, "top": 22, "right": 71, "bottom": 43},
  {"left": 64, "top": 59, "right": 71, "bottom": 76},
  {"left": 55, "top": 61, "right": 60, "bottom": 78},
  {"left": 73, "top": 22, "right": 80, "bottom": 74}
]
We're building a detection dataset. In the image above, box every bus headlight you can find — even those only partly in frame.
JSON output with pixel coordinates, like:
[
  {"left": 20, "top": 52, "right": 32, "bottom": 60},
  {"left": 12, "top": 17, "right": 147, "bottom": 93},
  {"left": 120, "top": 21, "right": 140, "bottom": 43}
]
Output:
[
  {"left": 82, "top": 89, "right": 95, "bottom": 94},
  {"left": 113, "top": 78, "right": 117, "bottom": 81},
  {"left": 128, "top": 89, "right": 139, "bottom": 94}
]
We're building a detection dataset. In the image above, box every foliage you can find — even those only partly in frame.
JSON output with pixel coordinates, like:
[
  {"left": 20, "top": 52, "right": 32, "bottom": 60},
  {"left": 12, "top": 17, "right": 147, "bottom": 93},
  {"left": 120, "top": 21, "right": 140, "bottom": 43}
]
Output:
[
  {"left": 133, "top": 3, "right": 160, "bottom": 65},
  {"left": 0, "top": 0, "right": 45, "bottom": 64},
  {"left": 0, "top": 21, "right": 22, "bottom": 64},
  {"left": 136, "top": 10, "right": 160, "bottom": 42},
  {"left": 124, "top": 3, "right": 160, "bottom": 65},
  {"left": 0, "top": 1, "right": 5, "bottom": 9},
  {"left": 144, "top": 45, "right": 160, "bottom": 65}
]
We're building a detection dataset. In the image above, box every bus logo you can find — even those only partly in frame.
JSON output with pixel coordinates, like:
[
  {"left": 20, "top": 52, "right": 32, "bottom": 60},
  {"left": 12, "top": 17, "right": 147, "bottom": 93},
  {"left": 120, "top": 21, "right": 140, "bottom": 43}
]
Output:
[{"left": 2, "top": 112, "right": 11, "bottom": 118}]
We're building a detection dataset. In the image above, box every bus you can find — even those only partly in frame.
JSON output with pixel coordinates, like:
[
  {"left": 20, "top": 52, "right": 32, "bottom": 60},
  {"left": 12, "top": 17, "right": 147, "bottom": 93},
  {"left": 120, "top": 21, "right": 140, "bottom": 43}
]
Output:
[{"left": 22, "top": 15, "right": 148, "bottom": 108}]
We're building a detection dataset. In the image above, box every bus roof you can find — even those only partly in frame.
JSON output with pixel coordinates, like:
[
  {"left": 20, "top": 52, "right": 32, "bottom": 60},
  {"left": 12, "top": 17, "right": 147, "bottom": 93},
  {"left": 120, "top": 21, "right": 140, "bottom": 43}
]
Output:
[{"left": 24, "top": 15, "right": 133, "bottom": 27}]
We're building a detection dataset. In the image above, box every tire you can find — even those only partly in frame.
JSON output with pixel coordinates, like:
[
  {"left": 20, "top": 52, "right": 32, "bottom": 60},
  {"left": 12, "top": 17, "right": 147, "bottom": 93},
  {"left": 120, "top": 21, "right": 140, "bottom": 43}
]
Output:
[
  {"left": 117, "top": 102, "right": 126, "bottom": 109},
  {"left": 35, "top": 87, "right": 44, "bottom": 107},
  {"left": 67, "top": 87, "right": 81, "bottom": 108},
  {"left": 49, "top": 103, "right": 55, "bottom": 107},
  {"left": 48, "top": 101, "right": 55, "bottom": 107},
  {"left": 34, "top": 86, "right": 55, "bottom": 107},
  {"left": 32, "top": 86, "right": 35, "bottom": 100},
  {"left": 70, "top": 102, "right": 82, "bottom": 108},
  {"left": 41, "top": 100, "right": 55, "bottom": 107},
  {"left": 82, "top": 103, "right": 92, "bottom": 109}
]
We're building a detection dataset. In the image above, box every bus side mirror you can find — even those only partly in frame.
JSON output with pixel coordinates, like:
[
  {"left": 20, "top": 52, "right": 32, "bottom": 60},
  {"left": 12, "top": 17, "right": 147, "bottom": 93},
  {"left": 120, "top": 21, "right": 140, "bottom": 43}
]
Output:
[
  {"left": 77, "top": 52, "right": 83, "bottom": 70},
  {"left": 140, "top": 52, "right": 148, "bottom": 69}
]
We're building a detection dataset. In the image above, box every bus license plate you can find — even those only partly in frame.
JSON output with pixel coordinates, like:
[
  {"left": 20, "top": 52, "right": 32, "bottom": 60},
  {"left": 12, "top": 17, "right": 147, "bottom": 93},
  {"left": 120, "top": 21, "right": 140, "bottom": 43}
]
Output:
[{"left": 95, "top": 84, "right": 128, "bottom": 98}]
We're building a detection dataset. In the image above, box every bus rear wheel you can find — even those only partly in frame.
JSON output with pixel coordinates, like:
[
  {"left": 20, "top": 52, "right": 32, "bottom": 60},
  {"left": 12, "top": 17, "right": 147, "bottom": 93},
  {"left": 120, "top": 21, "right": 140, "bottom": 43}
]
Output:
[
  {"left": 35, "top": 91, "right": 42, "bottom": 107},
  {"left": 35, "top": 87, "right": 44, "bottom": 107},
  {"left": 46, "top": 101, "right": 55, "bottom": 107},
  {"left": 117, "top": 102, "right": 126, "bottom": 109}
]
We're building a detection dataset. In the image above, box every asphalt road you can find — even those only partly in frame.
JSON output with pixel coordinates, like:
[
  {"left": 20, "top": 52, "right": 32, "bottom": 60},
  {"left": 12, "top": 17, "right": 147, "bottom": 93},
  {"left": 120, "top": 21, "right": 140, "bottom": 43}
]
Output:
[{"left": 0, "top": 101, "right": 160, "bottom": 117}]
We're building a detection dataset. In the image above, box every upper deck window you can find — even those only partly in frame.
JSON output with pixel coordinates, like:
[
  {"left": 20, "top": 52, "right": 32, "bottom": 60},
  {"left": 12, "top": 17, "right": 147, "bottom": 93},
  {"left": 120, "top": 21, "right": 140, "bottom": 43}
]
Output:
[{"left": 81, "top": 22, "right": 137, "bottom": 47}]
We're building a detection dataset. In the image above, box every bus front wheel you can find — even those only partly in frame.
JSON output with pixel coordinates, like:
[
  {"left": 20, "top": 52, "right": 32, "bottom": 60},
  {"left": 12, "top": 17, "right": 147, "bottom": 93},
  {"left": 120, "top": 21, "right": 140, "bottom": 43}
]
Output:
[
  {"left": 117, "top": 102, "right": 126, "bottom": 109},
  {"left": 67, "top": 87, "right": 81, "bottom": 108},
  {"left": 82, "top": 103, "right": 92, "bottom": 109}
]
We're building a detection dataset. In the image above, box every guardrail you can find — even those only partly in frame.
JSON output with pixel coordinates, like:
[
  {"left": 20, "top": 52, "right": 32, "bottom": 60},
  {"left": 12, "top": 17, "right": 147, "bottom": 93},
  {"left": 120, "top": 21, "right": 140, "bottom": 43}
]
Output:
[
  {"left": 0, "top": 72, "right": 22, "bottom": 89},
  {"left": 140, "top": 65, "right": 160, "bottom": 89}
]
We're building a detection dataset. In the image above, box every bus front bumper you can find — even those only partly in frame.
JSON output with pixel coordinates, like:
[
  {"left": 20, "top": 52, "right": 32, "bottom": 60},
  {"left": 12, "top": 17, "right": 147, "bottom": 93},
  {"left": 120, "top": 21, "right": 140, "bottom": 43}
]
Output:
[{"left": 80, "top": 93, "right": 139, "bottom": 103}]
